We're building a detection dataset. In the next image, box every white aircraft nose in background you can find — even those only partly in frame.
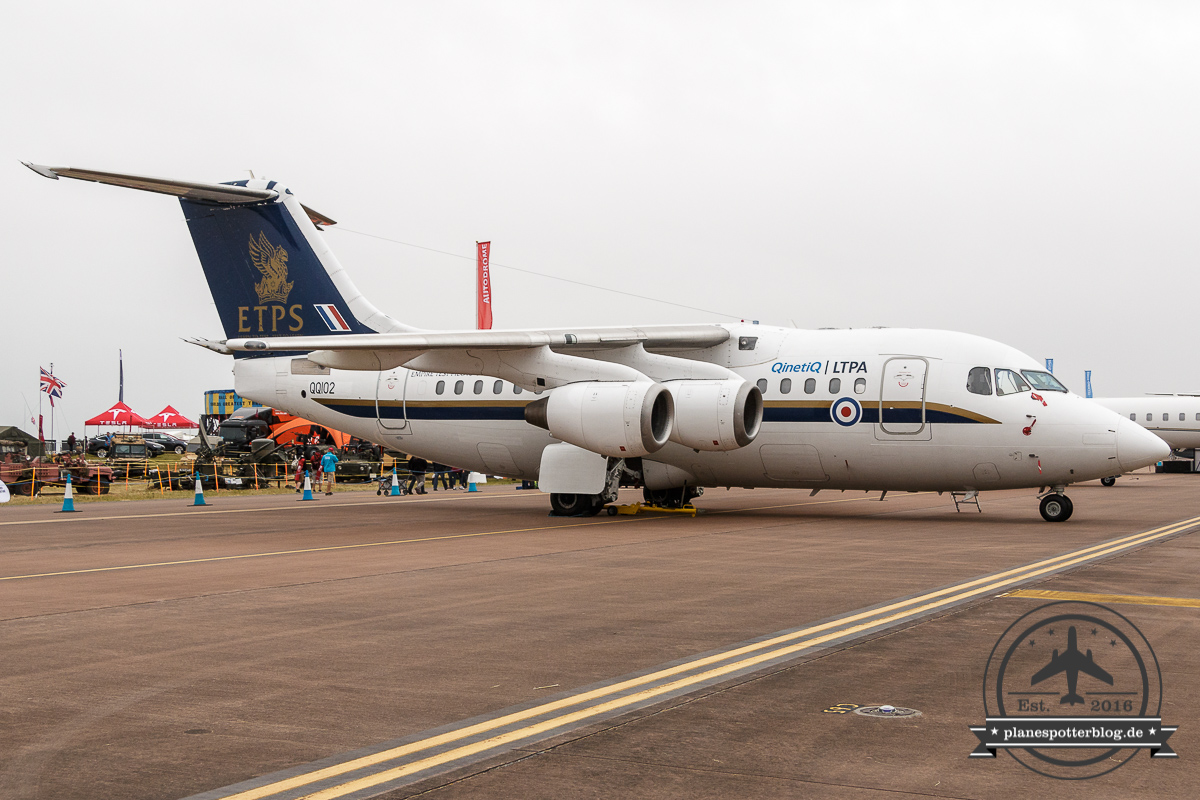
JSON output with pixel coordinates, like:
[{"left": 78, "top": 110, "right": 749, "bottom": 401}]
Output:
[{"left": 1117, "top": 418, "right": 1171, "bottom": 473}]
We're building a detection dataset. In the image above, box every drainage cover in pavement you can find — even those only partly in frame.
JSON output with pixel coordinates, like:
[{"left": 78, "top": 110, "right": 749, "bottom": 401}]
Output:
[{"left": 854, "top": 704, "right": 921, "bottom": 718}]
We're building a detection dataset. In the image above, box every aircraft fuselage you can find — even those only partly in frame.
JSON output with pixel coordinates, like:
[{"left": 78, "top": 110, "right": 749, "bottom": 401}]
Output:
[{"left": 234, "top": 325, "right": 1150, "bottom": 493}]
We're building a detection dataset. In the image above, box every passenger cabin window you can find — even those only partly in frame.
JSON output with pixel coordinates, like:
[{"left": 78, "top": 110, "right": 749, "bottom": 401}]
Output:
[
  {"left": 829, "top": 378, "right": 841, "bottom": 394},
  {"left": 1130, "top": 413, "right": 1136, "bottom": 421},
  {"left": 1181, "top": 413, "right": 1186, "bottom": 422},
  {"left": 1146, "top": 413, "right": 1152, "bottom": 422},
  {"left": 1021, "top": 370, "right": 1068, "bottom": 393},
  {"left": 757, "top": 378, "right": 768, "bottom": 394},
  {"left": 966, "top": 367, "right": 992, "bottom": 395},
  {"left": 804, "top": 378, "right": 816, "bottom": 394},
  {"left": 854, "top": 377, "right": 866, "bottom": 394},
  {"left": 514, "top": 385, "right": 523, "bottom": 395},
  {"left": 780, "top": 378, "right": 792, "bottom": 394},
  {"left": 1195, "top": 413, "right": 1199, "bottom": 421},
  {"left": 435, "top": 380, "right": 445, "bottom": 395},
  {"left": 1163, "top": 413, "right": 1169, "bottom": 422},
  {"left": 994, "top": 369, "right": 1031, "bottom": 396},
  {"left": 474, "top": 380, "right": 483, "bottom": 395},
  {"left": 493, "top": 380, "right": 503, "bottom": 394},
  {"left": 454, "top": 380, "right": 464, "bottom": 395}
]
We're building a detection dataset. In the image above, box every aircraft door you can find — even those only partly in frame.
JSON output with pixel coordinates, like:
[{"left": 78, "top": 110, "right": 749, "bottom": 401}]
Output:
[
  {"left": 376, "top": 370, "right": 411, "bottom": 434},
  {"left": 877, "top": 357, "right": 929, "bottom": 437}
]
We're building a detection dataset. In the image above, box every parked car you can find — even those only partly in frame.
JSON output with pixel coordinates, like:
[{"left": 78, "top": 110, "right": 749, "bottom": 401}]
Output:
[
  {"left": 87, "top": 434, "right": 164, "bottom": 458},
  {"left": 87, "top": 435, "right": 114, "bottom": 456},
  {"left": 141, "top": 432, "right": 189, "bottom": 454}
]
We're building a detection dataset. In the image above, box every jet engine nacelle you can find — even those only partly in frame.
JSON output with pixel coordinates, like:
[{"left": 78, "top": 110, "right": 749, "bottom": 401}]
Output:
[
  {"left": 524, "top": 381, "right": 675, "bottom": 458},
  {"left": 666, "top": 379, "right": 763, "bottom": 451}
]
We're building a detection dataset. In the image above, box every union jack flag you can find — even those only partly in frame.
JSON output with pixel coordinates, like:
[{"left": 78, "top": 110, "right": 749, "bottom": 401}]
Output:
[{"left": 40, "top": 367, "right": 66, "bottom": 407}]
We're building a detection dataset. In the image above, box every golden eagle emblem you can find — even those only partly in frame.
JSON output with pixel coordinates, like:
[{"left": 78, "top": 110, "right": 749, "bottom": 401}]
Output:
[{"left": 248, "top": 232, "right": 294, "bottom": 304}]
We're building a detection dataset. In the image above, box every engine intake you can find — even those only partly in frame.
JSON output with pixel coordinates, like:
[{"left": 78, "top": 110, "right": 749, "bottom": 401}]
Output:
[
  {"left": 524, "top": 381, "right": 674, "bottom": 457},
  {"left": 666, "top": 379, "right": 762, "bottom": 451}
]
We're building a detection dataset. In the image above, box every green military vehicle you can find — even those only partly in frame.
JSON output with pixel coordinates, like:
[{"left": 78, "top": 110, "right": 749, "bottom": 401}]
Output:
[{"left": 105, "top": 433, "right": 157, "bottom": 480}]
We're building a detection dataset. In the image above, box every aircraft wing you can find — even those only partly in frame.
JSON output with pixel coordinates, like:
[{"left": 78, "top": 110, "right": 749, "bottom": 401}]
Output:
[
  {"left": 1030, "top": 654, "right": 1065, "bottom": 686},
  {"left": 1077, "top": 655, "right": 1114, "bottom": 685},
  {"left": 221, "top": 325, "right": 736, "bottom": 389},
  {"left": 225, "top": 326, "right": 730, "bottom": 355}
]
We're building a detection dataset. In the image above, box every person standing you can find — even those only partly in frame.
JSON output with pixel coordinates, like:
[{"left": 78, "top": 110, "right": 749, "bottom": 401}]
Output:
[
  {"left": 294, "top": 453, "right": 307, "bottom": 492},
  {"left": 67, "top": 432, "right": 77, "bottom": 454},
  {"left": 430, "top": 462, "right": 448, "bottom": 491},
  {"left": 320, "top": 447, "right": 339, "bottom": 496},
  {"left": 406, "top": 455, "right": 427, "bottom": 495}
]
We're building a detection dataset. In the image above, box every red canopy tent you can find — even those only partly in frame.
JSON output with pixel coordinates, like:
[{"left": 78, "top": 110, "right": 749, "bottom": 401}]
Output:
[
  {"left": 84, "top": 402, "right": 151, "bottom": 429},
  {"left": 145, "top": 405, "right": 198, "bottom": 429}
]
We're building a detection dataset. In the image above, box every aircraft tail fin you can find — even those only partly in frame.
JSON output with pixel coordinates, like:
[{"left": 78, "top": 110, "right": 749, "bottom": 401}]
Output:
[
  {"left": 23, "top": 163, "right": 417, "bottom": 343},
  {"left": 1060, "top": 692, "right": 1085, "bottom": 706}
]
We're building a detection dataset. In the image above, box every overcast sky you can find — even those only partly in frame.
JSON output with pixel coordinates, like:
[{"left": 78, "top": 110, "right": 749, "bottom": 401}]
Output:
[{"left": 3, "top": 2, "right": 1198, "bottom": 437}]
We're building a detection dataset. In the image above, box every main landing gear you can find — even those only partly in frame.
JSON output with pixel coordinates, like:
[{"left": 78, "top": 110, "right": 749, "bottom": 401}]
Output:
[
  {"left": 549, "top": 493, "right": 605, "bottom": 516},
  {"left": 642, "top": 486, "right": 703, "bottom": 510},
  {"left": 549, "top": 458, "right": 635, "bottom": 517},
  {"left": 1100, "top": 476, "right": 1117, "bottom": 487},
  {"left": 1039, "top": 491, "right": 1074, "bottom": 522}
]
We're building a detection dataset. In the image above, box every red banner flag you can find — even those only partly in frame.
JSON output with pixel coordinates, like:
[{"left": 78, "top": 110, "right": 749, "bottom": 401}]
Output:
[{"left": 477, "top": 241, "right": 493, "bottom": 330}]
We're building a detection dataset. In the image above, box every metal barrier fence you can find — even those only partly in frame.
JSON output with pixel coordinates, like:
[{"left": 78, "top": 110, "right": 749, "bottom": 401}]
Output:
[{"left": 1, "top": 459, "right": 474, "bottom": 498}]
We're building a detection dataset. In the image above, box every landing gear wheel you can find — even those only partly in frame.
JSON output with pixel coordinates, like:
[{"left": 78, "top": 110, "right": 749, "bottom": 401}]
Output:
[
  {"left": 550, "top": 493, "right": 603, "bottom": 516},
  {"left": 1039, "top": 493, "right": 1074, "bottom": 522},
  {"left": 643, "top": 488, "right": 671, "bottom": 507},
  {"left": 643, "top": 486, "right": 702, "bottom": 509},
  {"left": 1100, "top": 476, "right": 1116, "bottom": 487}
]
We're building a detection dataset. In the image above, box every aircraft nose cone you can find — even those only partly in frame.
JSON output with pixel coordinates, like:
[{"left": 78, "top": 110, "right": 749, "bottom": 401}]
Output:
[{"left": 1117, "top": 418, "right": 1170, "bottom": 473}]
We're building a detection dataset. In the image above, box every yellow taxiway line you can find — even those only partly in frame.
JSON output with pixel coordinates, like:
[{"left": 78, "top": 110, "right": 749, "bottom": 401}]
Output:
[
  {"left": 200, "top": 514, "right": 1200, "bottom": 800},
  {"left": 1004, "top": 588, "right": 1200, "bottom": 608}
]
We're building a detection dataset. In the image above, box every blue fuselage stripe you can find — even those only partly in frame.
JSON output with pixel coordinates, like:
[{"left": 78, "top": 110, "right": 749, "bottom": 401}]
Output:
[
  {"left": 321, "top": 402, "right": 989, "bottom": 425},
  {"left": 319, "top": 402, "right": 527, "bottom": 421}
]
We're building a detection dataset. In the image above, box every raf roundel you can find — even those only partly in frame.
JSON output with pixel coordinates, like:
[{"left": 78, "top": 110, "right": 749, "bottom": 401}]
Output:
[{"left": 830, "top": 396, "right": 862, "bottom": 427}]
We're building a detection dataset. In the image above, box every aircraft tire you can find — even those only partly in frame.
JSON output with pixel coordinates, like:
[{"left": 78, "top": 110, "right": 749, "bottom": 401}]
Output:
[
  {"left": 1039, "top": 493, "right": 1074, "bottom": 522},
  {"left": 643, "top": 488, "right": 671, "bottom": 507},
  {"left": 1100, "top": 476, "right": 1117, "bottom": 487},
  {"left": 550, "top": 493, "right": 603, "bottom": 516}
]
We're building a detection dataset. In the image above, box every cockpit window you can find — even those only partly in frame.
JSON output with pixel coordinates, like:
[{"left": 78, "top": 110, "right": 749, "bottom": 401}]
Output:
[
  {"left": 1021, "top": 370, "right": 1068, "bottom": 393},
  {"left": 966, "top": 367, "right": 992, "bottom": 395},
  {"left": 994, "top": 369, "right": 1032, "bottom": 396}
]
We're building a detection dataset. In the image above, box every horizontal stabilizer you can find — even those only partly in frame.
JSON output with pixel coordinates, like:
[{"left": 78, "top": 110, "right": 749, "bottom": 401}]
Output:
[{"left": 22, "top": 163, "right": 335, "bottom": 226}]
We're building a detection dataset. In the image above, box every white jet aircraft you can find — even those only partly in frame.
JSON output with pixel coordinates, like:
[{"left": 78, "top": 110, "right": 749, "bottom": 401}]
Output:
[
  {"left": 25, "top": 164, "right": 1169, "bottom": 522},
  {"left": 1092, "top": 395, "right": 1200, "bottom": 484}
]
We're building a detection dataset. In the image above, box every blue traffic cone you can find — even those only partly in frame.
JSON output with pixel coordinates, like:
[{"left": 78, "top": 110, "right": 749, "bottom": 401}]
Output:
[
  {"left": 467, "top": 471, "right": 478, "bottom": 493},
  {"left": 389, "top": 468, "right": 400, "bottom": 496},
  {"left": 58, "top": 473, "right": 81, "bottom": 513},
  {"left": 300, "top": 470, "right": 315, "bottom": 501},
  {"left": 191, "top": 474, "right": 207, "bottom": 506}
]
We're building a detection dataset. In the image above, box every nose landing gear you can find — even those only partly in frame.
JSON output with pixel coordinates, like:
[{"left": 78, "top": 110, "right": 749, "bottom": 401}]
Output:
[
  {"left": 1100, "top": 476, "right": 1117, "bottom": 487},
  {"left": 1039, "top": 491, "right": 1074, "bottom": 522}
]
